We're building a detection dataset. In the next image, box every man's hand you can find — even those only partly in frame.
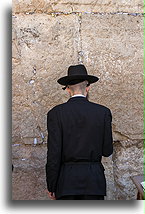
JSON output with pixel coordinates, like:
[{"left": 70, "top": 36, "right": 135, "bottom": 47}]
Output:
[{"left": 46, "top": 190, "right": 56, "bottom": 200}]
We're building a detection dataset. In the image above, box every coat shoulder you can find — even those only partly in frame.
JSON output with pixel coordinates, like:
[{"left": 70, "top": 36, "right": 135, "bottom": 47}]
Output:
[
  {"left": 47, "top": 102, "right": 67, "bottom": 115},
  {"left": 88, "top": 101, "right": 111, "bottom": 113}
]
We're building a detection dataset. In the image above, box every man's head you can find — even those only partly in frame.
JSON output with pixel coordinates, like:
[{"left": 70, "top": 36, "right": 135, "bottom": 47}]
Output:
[
  {"left": 57, "top": 64, "right": 99, "bottom": 97},
  {"left": 66, "top": 80, "right": 90, "bottom": 97}
]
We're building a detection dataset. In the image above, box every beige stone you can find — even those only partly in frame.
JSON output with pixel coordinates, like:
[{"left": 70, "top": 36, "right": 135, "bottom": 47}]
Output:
[
  {"left": 12, "top": 167, "right": 49, "bottom": 200},
  {"left": 12, "top": 0, "right": 144, "bottom": 14},
  {"left": 112, "top": 140, "right": 143, "bottom": 200},
  {"left": 81, "top": 13, "right": 143, "bottom": 141},
  {"left": 12, "top": 13, "right": 144, "bottom": 143},
  {"left": 12, "top": 144, "right": 49, "bottom": 200},
  {"left": 12, "top": 14, "right": 80, "bottom": 143},
  {"left": 12, "top": 143, "right": 47, "bottom": 168}
]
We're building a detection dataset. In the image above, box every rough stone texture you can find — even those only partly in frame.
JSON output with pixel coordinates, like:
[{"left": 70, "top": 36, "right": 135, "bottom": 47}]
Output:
[
  {"left": 12, "top": 13, "right": 144, "bottom": 148},
  {"left": 12, "top": 1, "right": 144, "bottom": 200},
  {"left": 12, "top": 167, "right": 49, "bottom": 200},
  {"left": 12, "top": 144, "right": 49, "bottom": 200},
  {"left": 112, "top": 140, "right": 143, "bottom": 200},
  {"left": 12, "top": 0, "right": 144, "bottom": 14},
  {"left": 12, "top": 13, "right": 80, "bottom": 144},
  {"left": 81, "top": 13, "right": 144, "bottom": 141}
]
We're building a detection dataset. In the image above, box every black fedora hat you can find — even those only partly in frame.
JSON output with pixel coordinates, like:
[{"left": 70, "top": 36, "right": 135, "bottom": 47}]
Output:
[{"left": 57, "top": 64, "right": 99, "bottom": 87}]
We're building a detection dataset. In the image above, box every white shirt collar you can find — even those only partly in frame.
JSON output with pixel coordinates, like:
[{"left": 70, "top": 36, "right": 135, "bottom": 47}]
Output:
[{"left": 71, "top": 94, "right": 86, "bottom": 98}]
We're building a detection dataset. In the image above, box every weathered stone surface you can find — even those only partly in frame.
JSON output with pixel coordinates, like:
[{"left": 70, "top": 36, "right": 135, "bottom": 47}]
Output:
[
  {"left": 12, "top": 144, "right": 50, "bottom": 200},
  {"left": 12, "top": 167, "right": 50, "bottom": 200},
  {"left": 112, "top": 140, "right": 143, "bottom": 200},
  {"left": 81, "top": 13, "right": 143, "bottom": 141},
  {"left": 12, "top": 14, "right": 80, "bottom": 143},
  {"left": 12, "top": 0, "right": 144, "bottom": 14},
  {"left": 12, "top": 13, "right": 144, "bottom": 144},
  {"left": 12, "top": 143, "right": 47, "bottom": 168}
]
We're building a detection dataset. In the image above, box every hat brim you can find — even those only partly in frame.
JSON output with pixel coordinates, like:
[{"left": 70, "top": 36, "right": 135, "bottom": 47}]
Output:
[{"left": 57, "top": 75, "right": 99, "bottom": 86}]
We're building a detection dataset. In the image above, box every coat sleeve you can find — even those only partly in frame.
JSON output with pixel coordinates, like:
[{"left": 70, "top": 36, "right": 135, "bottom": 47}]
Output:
[
  {"left": 45, "top": 108, "right": 62, "bottom": 192},
  {"left": 102, "top": 108, "right": 113, "bottom": 157}
]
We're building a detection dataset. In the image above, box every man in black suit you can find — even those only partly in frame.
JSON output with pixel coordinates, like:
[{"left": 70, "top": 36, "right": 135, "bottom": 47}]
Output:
[{"left": 46, "top": 64, "right": 113, "bottom": 200}]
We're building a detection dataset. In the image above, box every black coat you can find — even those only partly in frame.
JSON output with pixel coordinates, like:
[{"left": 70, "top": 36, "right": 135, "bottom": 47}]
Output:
[{"left": 46, "top": 96, "right": 113, "bottom": 198}]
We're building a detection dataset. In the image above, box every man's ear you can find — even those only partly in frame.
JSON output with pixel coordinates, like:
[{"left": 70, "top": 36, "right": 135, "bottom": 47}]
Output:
[
  {"left": 86, "top": 85, "right": 90, "bottom": 93},
  {"left": 66, "top": 87, "right": 70, "bottom": 93}
]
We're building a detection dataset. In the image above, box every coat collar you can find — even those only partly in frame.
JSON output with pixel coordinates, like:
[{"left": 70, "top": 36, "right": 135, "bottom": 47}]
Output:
[{"left": 67, "top": 96, "right": 88, "bottom": 103}]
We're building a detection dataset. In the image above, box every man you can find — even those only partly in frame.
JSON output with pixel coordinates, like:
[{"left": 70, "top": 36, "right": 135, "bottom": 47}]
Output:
[{"left": 46, "top": 64, "right": 113, "bottom": 200}]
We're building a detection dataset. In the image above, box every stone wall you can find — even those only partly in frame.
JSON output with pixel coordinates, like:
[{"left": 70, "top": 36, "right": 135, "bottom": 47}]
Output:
[{"left": 12, "top": 0, "right": 144, "bottom": 200}]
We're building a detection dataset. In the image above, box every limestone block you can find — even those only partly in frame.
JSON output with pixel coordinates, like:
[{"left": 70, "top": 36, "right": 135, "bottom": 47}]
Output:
[
  {"left": 12, "top": 144, "right": 47, "bottom": 168},
  {"left": 12, "top": 167, "right": 49, "bottom": 200},
  {"left": 12, "top": 0, "right": 143, "bottom": 14},
  {"left": 12, "top": 14, "right": 79, "bottom": 143},
  {"left": 12, "top": 144, "right": 49, "bottom": 200},
  {"left": 81, "top": 13, "right": 143, "bottom": 140},
  {"left": 112, "top": 140, "right": 143, "bottom": 200}
]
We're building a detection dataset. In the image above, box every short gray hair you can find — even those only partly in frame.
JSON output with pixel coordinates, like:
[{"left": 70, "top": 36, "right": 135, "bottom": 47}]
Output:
[{"left": 68, "top": 80, "right": 89, "bottom": 94}]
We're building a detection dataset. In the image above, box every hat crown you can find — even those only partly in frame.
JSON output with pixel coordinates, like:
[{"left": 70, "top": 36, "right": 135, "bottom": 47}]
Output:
[{"left": 68, "top": 64, "right": 88, "bottom": 76}]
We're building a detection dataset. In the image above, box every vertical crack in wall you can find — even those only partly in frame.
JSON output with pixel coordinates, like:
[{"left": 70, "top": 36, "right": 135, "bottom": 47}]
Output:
[{"left": 77, "top": 13, "right": 83, "bottom": 64}]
